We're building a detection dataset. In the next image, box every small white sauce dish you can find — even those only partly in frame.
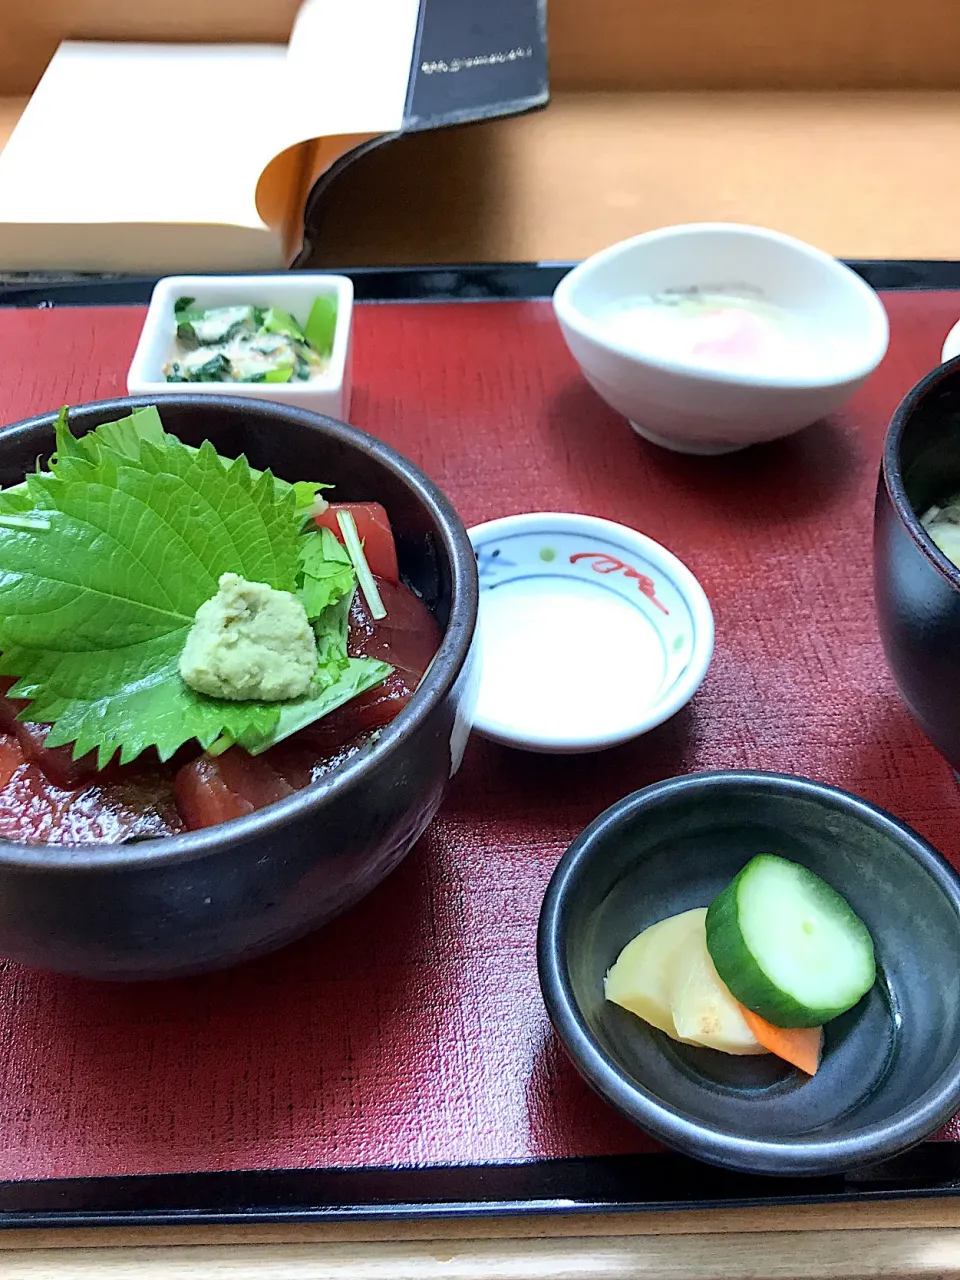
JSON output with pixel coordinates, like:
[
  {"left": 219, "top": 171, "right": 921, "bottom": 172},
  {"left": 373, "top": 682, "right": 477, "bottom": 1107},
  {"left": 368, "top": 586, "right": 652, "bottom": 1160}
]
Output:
[
  {"left": 942, "top": 319, "right": 960, "bottom": 363},
  {"left": 553, "top": 223, "right": 890, "bottom": 455},
  {"left": 127, "top": 274, "right": 354, "bottom": 419},
  {"left": 467, "top": 512, "right": 714, "bottom": 753}
]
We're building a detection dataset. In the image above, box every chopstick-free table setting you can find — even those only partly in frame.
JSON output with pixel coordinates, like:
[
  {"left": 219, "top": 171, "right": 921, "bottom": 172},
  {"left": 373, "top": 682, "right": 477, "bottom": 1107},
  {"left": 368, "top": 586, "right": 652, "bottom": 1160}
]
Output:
[{"left": 3, "top": 262, "right": 960, "bottom": 1274}]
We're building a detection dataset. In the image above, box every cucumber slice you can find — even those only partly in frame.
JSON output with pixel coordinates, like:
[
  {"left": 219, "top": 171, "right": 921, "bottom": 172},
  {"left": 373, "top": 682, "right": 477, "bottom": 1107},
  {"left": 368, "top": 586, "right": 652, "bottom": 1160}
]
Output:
[{"left": 705, "top": 855, "right": 875, "bottom": 1028}]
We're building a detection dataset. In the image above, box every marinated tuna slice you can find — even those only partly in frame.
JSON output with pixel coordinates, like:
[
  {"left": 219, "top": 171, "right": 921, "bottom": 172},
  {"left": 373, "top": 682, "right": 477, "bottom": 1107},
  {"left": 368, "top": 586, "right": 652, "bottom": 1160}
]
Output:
[
  {"left": 300, "top": 578, "right": 441, "bottom": 752},
  {"left": 0, "top": 732, "right": 184, "bottom": 845}
]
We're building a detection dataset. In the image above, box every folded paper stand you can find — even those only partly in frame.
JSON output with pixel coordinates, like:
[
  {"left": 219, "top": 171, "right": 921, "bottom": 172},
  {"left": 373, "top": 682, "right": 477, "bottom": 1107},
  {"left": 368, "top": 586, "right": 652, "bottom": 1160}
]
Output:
[{"left": 0, "top": 0, "right": 547, "bottom": 273}]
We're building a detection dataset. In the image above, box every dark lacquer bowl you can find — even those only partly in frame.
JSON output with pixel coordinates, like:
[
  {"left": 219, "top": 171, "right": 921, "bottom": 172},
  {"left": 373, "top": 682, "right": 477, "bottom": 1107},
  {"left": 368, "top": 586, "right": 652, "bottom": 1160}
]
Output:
[
  {"left": 875, "top": 357, "right": 960, "bottom": 772},
  {"left": 0, "top": 396, "right": 478, "bottom": 980},
  {"left": 537, "top": 771, "right": 960, "bottom": 1176}
]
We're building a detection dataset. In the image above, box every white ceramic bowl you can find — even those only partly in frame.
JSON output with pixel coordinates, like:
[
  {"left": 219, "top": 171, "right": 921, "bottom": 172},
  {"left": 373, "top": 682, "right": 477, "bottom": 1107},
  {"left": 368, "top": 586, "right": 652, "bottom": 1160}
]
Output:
[
  {"left": 128, "top": 274, "right": 354, "bottom": 419},
  {"left": 553, "top": 223, "right": 889, "bottom": 455},
  {"left": 467, "top": 512, "right": 714, "bottom": 753}
]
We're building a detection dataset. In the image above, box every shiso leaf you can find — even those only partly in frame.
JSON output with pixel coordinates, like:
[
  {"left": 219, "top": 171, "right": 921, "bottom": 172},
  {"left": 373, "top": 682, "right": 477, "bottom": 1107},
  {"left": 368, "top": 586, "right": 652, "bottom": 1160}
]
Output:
[
  {"left": 296, "top": 526, "right": 355, "bottom": 619},
  {"left": 0, "top": 407, "right": 388, "bottom": 766},
  {"left": 0, "top": 642, "right": 280, "bottom": 768},
  {"left": 50, "top": 402, "right": 330, "bottom": 519},
  {"left": 0, "top": 483, "right": 37, "bottom": 516},
  {"left": 312, "top": 589, "right": 354, "bottom": 677},
  {"left": 239, "top": 656, "right": 390, "bottom": 755}
]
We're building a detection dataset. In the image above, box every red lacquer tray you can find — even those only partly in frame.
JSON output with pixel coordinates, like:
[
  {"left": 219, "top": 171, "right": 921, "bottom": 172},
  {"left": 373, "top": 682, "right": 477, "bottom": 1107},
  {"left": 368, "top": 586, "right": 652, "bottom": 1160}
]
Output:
[{"left": 0, "top": 264, "right": 959, "bottom": 1226}]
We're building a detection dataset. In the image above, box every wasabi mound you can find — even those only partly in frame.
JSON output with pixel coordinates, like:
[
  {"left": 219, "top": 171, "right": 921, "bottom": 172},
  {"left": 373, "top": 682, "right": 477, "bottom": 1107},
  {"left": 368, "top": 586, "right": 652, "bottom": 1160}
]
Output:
[{"left": 179, "top": 572, "right": 317, "bottom": 702}]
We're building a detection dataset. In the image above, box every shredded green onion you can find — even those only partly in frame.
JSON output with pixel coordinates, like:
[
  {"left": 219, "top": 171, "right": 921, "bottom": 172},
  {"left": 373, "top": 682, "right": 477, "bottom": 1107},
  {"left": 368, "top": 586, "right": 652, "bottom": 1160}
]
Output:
[
  {"left": 0, "top": 515, "right": 51, "bottom": 531},
  {"left": 337, "top": 510, "right": 386, "bottom": 620},
  {"left": 207, "top": 734, "right": 234, "bottom": 757}
]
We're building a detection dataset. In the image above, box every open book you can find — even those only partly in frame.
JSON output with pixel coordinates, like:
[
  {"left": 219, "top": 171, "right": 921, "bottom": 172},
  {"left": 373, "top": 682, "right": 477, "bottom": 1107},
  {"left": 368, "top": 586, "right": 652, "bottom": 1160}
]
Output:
[{"left": 0, "top": 0, "right": 548, "bottom": 273}]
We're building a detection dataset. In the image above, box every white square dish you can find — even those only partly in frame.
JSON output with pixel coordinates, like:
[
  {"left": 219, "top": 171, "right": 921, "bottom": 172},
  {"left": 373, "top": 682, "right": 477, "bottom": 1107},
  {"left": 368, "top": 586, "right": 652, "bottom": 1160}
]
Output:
[{"left": 127, "top": 274, "right": 354, "bottom": 419}]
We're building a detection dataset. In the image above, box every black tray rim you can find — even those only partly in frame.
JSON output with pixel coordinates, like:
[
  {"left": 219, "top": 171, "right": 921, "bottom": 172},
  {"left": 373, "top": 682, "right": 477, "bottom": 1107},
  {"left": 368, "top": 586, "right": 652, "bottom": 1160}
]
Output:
[
  {"left": 1, "top": 258, "right": 960, "bottom": 309},
  {"left": 1, "top": 257, "right": 959, "bottom": 1230},
  {"left": 2, "top": 1145, "right": 960, "bottom": 1230}
]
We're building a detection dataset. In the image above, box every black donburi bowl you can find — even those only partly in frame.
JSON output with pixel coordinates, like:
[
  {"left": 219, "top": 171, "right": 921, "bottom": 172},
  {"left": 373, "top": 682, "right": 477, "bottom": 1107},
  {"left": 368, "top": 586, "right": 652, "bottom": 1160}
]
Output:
[
  {"left": 0, "top": 395, "right": 478, "bottom": 980},
  {"left": 875, "top": 357, "right": 960, "bottom": 773},
  {"left": 537, "top": 771, "right": 960, "bottom": 1176}
]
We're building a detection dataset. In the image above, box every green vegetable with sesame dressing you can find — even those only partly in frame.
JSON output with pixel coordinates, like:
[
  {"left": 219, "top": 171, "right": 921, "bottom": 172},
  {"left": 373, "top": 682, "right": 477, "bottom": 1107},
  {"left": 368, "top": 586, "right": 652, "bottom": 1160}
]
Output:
[{"left": 164, "top": 295, "right": 338, "bottom": 384}]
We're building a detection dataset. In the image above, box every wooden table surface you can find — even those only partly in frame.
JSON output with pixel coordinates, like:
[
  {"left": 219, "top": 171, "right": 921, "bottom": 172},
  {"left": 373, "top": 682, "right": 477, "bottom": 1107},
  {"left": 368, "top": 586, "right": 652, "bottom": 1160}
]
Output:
[{"left": 2, "top": 1198, "right": 960, "bottom": 1277}]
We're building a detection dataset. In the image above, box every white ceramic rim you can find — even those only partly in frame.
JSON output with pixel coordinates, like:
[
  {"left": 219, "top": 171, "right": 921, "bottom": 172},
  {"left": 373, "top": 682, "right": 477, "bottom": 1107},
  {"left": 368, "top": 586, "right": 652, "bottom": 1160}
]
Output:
[
  {"left": 942, "top": 318, "right": 960, "bottom": 363},
  {"left": 552, "top": 222, "right": 890, "bottom": 392},
  {"left": 466, "top": 511, "right": 715, "bottom": 753},
  {"left": 126, "top": 273, "right": 354, "bottom": 396}
]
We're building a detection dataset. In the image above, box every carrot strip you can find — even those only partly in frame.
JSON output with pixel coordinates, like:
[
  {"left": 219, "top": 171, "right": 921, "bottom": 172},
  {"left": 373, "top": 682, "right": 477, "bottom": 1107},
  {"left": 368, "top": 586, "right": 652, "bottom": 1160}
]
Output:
[{"left": 738, "top": 1004, "right": 823, "bottom": 1075}]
